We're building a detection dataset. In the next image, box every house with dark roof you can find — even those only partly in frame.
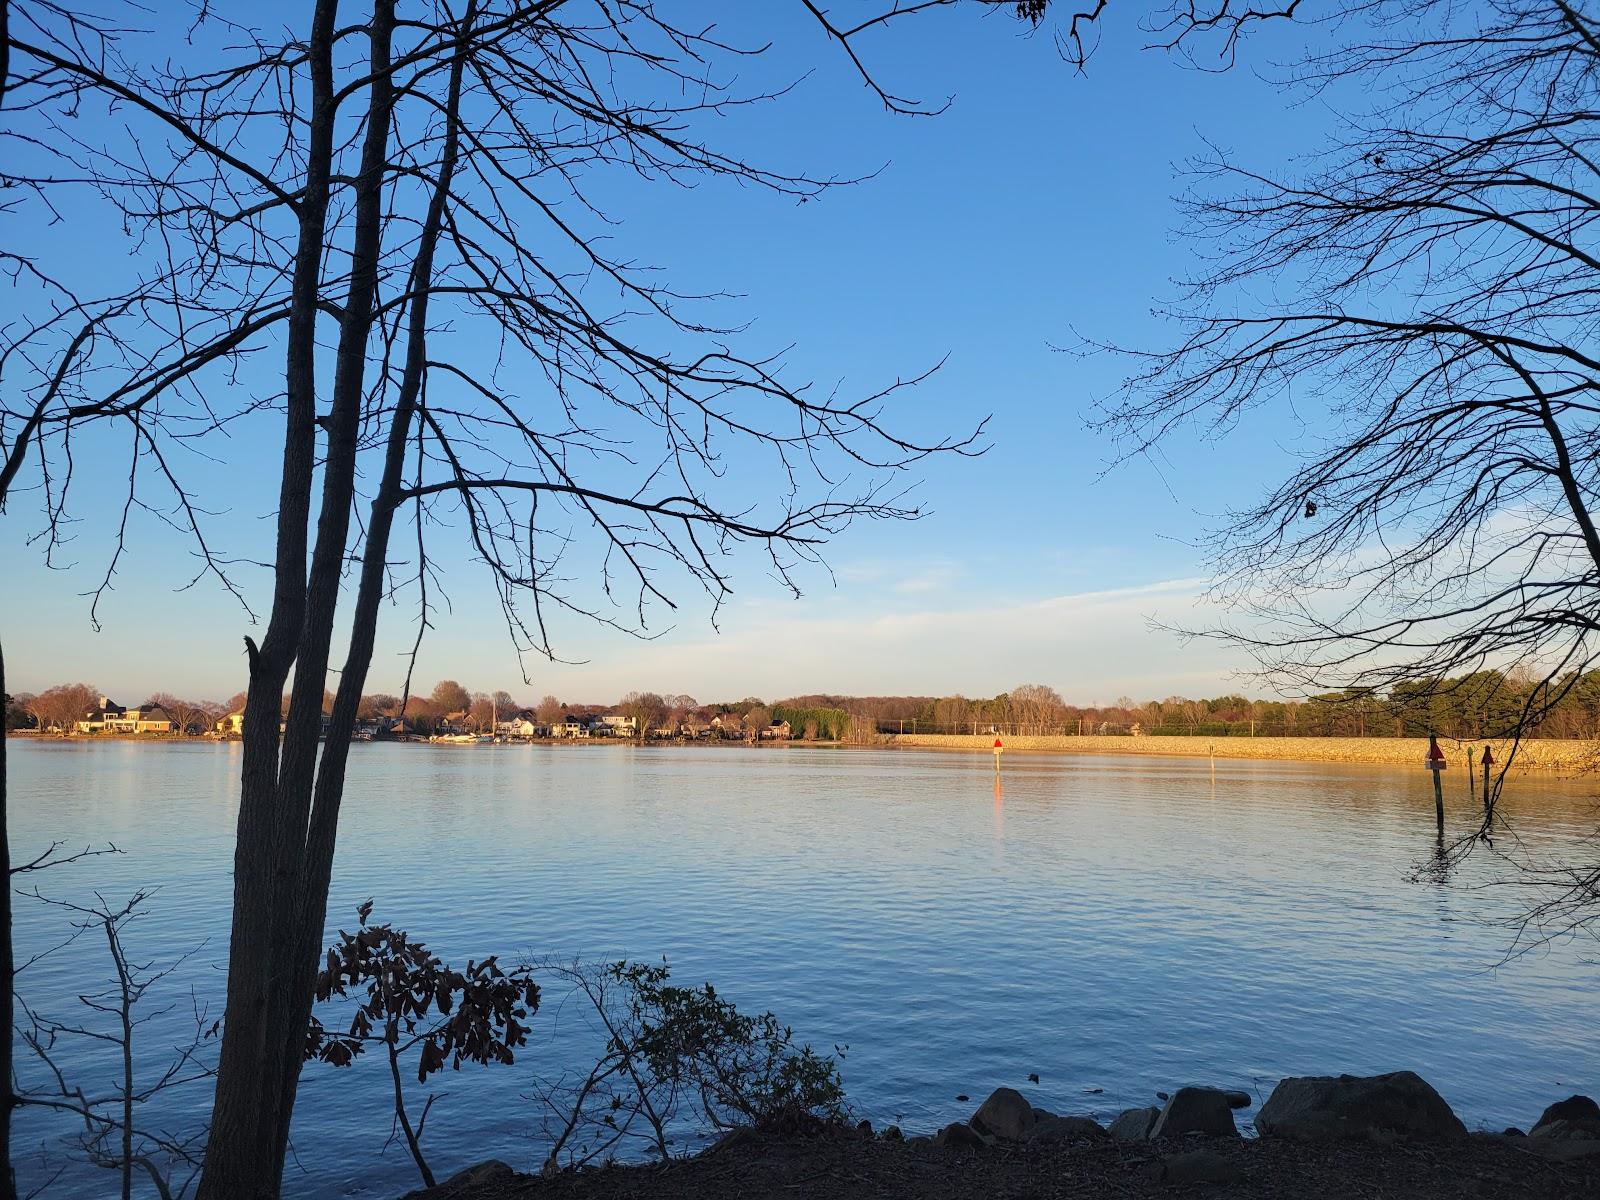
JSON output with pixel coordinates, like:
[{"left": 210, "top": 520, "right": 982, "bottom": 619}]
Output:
[{"left": 77, "top": 697, "right": 173, "bottom": 735}]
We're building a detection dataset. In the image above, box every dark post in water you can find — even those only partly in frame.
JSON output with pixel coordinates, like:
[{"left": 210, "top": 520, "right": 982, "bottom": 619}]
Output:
[
  {"left": 1480, "top": 744, "right": 1496, "bottom": 811},
  {"left": 1426, "top": 734, "right": 1446, "bottom": 832}
]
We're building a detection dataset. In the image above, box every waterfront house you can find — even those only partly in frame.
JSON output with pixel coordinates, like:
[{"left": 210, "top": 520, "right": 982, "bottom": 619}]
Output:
[
  {"left": 593, "top": 714, "right": 637, "bottom": 738},
  {"left": 277, "top": 712, "right": 333, "bottom": 736},
  {"left": 219, "top": 709, "right": 331, "bottom": 738},
  {"left": 78, "top": 697, "right": 174, "bottom": 735},
  {"left": 710, "top": 713, "right": 737, "bottom": 738},
  {"left": 551, "top": 718, "right": 589, "bottom": 738},
  {"left": 759, "top": 720, "right": 792, "bottom": 741},
  {"left": 497, "top": 713, "right": 539, "bottom": 739}
]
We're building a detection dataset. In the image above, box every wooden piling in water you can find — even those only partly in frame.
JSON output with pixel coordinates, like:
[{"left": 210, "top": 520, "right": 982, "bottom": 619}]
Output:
[{"left": 1426, "top": 733, "right": 1446, "bottom": 832}]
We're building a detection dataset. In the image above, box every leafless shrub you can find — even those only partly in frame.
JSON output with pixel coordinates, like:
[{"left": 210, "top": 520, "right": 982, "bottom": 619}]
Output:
[
  {"left": 14, "top": 889, "right": 214, "bottom": 1200},
  {"left": 526, "top": 957, "right": 846, "bottom": 1173}
]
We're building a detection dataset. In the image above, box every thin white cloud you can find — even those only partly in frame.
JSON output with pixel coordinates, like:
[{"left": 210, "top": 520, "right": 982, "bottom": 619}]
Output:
[
  {"left": 510, "top": 575, "right": 1240, "bottom": 702},
  {"left": 890, "top": 560, "right": 965, "bottom": 594}
]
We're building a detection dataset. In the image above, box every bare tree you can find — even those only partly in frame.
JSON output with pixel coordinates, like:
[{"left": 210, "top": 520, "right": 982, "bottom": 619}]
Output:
[
  {"left": 618, "top": 692, "right": 668, "bottom": 742},
  {"left": 357, "top": 693, "right": 401, "bottom": 720},
  {"left": 147, "top": 695, "right": 208, "bottom": 737},
  {"left": 23, "top": 684, "right": 96, "bottom": 735},
  {"left": 1094, "top": 2, "right": 1600, "bottom": 904},
  {"left": 0, "top": 4, "right": 1029, "bottom": 1193},
  {"left": 14, "top": 888, "right": 213, "bottom": 1200},
  {"left": 743, "top": 704, "right": 773, "bottom": 741},
  {"left": 466, "top": 693, "right": 494, "bottom": 733},
  {"left": 428, "top": 681, "right": 470, "bottom": 716},
  {"left": 534, "top": 694, "right": 564, "bottom": 726},
  {"left": 526, "top": 957, "right": 845, "bottom": 1172},
  {"left": 7, "top": 2, "right": 1322, "bottom": 1193},
  {"left": 1008, "top": 682, "right": 1066, "bottom": 734}
]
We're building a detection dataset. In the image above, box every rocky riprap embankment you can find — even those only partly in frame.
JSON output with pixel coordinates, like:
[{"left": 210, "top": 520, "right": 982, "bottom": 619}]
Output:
[{"left": 406, "top": 1071, "right": 1600, "bottom": 1200}]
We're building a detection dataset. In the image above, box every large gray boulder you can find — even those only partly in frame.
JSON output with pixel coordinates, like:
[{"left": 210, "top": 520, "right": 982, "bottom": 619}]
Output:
[
  {"left": 1109, "top": 1106, "right": 1159, "bottom": 1141},
  {"left": 970, "top": 1087, "right": 1037, "bottom": 1141},
  {"left": 1150, "top": 1087, "right": 1239, "bottom": 1138},
  {"left": 1256, "top": 1072, "right": 1467, "bottom": 1142}
]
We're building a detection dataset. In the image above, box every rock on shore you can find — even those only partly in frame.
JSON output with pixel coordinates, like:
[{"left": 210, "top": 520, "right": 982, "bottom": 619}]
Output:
[
  {"left": 402, "top": 1117, "right": 1599, "bottom": 1200},
  {"left": 969, "top": 1088, "right": 1035, "bottom": 1141},
  {"left": 1149, "top": 1087, "right": 1239, "bottom": 1139},
  {"left": 1108, "top": 1107, "right": 1158, "bottom": 1141},
  {"left": 398, "top": 1074, "right": 1600, "bottom": 1200},
  {"left": 1532, "top": 1095, "right": 1600, "bottom": 1138},
  {"left": 1256, "top": 1071, "right": 1468, "bottom": 1142}
]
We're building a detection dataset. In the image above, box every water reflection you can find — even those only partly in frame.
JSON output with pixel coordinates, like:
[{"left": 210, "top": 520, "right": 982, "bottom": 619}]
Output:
[{"left": 6, "top": 742, "right": 1600, "bottom": 1199}]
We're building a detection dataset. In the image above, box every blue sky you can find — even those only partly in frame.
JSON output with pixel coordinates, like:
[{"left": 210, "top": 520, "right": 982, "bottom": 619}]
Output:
[{"left": 0, "top": 3, "right": 1333, "bottom": 706}]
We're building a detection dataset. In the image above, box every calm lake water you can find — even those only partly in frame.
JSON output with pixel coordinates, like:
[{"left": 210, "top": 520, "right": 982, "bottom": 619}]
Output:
[{"left": 8, "top": 739, "right": 1600, "bottom": 1197}]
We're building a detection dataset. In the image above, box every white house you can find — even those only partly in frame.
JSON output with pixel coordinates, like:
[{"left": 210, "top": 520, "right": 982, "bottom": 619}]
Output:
[{"left": 497, "top": 715, "right": 539, "bottom": 739}]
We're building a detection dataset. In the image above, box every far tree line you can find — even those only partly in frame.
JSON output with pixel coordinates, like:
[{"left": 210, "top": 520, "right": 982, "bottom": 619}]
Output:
[
  {"left": 1, "top": 681, "right": 828, "bottom": 741},
  {"left": 7, "top": 669, "right": 1595, "bottom": 742},
  {"left": 782, "top": 669, "right": 1600, "bottom": 740}
]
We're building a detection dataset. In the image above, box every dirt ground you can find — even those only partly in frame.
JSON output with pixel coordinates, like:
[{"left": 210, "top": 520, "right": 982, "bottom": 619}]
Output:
[{"left": 408, "top": 1126, "right": 1600, "bottom": 1200}]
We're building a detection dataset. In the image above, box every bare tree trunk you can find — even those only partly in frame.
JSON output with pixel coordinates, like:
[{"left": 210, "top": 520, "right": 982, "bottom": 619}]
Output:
[
  {"left": 270, "top": 10, "right": 469, "bottom": 1173},
  {"left": 108, "top": 917, "right": 134, "bottom": 1200},
  {"left": 387, "top": 1046, "right": 434, "bottom": 1188},
  {"left": 197, "top": 4, "right": 340, "bottom": 1196},
  {"left": 1, "top": 10, "right": 19, "bottom": 1188},
  {"left": 258, "top": 7, "right": 401, "bottom": 1193}
]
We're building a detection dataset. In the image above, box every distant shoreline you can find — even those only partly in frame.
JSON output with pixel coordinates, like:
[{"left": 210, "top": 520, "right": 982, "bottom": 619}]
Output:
[
  {"left": 10, "top": 729, "right": 1599, "bottom": 773},
  {"left": 882, "top": 733, "right": 1600, "bottom": 772}
]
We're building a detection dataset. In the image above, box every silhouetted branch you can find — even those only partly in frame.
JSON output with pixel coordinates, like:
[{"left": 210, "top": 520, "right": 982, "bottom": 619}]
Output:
[{"left": 1092, "top": 0, "right": 1600, "bottom": 921}]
